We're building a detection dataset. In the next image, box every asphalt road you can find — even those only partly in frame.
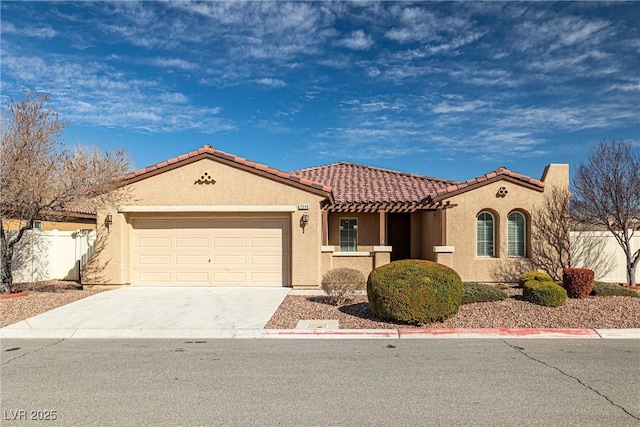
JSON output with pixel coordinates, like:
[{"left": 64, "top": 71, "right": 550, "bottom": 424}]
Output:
[{"left": 1, "top": 339, "right": 638, "bottom": 426}]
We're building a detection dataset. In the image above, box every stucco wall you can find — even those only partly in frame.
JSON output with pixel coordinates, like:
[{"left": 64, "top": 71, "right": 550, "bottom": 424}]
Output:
[
  {"left": 421, "top": 210, "right": 443, "bottom": 262},
  {"left": 84, "top": 158, "right": 327, "bottom": 287},
  {"left": 443, "top": 164, "right": 569, "bottom": 282},
  {"left": 327, "top": 212, "right": 380, "bottom": 248}
]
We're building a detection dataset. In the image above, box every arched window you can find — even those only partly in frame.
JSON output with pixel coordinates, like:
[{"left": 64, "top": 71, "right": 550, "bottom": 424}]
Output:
[
  {"left": 508, "top": 212, "right": 526, "bottom": 257},
  {"left": 477, "top": 212, "right": 494, "bottom": 257}
]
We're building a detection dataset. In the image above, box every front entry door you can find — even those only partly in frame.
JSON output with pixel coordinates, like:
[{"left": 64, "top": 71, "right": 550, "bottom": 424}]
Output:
[{"left": 387, "top": 213, "right": 411, "bottom": 261}]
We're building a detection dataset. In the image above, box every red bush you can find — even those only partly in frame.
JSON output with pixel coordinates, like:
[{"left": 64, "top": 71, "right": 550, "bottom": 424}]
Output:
[{"left": 562, "top": 268, "right": 595, "bottom": 298}]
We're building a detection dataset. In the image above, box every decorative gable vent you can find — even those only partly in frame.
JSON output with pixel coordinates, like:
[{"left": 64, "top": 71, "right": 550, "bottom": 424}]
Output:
[{"left": 195, "top": 172, "right": 216, "bottom": 185}]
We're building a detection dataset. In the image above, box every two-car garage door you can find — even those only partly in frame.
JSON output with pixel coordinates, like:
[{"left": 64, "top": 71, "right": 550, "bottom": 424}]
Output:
[{"left": 132, "top": 218, "right": 288, "bottom": 286}]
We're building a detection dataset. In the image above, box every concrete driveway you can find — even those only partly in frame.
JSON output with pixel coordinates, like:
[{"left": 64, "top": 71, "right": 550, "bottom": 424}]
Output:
[{"left": 0, "top": 287, "right": 291, "bottom": 339}]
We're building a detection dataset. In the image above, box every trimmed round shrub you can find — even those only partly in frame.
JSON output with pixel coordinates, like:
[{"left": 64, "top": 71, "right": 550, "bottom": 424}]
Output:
[
  {"left": 321, "top": 268, "right": 366, "bottom": 305},
  {"left": 462, "top": 282, "right": 508, "bottom": 304},
  {"left": 523, "top": 280, "right": 567, "bottom": 307},
  {"left": 367, "top": 260, "right": 462, "bottom": 324},
  {"left": 562, "top": 268, "right": 594, "bottom": 298},
  {"left": 518, "top": 271, "right": 553, "bottom": 288},
  {"left": 591, "top": 282, "right": 639, "bottom": 298}
]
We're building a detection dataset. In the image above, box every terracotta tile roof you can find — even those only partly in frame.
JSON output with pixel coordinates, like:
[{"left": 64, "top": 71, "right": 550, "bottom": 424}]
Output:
[
  {"left": 122, "top": 144, "right": 333, "bottom": 197},
  {"left": 292, "top": 162, "right": 457, "bottom": 204},
  {"left": 428, "top": 166, "right": 545, "bottom": 202},
  {"left": 59, "top": 199, "right": 97, "bottom": 217}
]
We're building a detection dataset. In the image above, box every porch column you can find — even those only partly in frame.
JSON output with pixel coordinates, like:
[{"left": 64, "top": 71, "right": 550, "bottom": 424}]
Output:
[
  {"left": 433, "top": 245, "right": 454, "bottom": 268},
  {"left": 322, "top": 209, "right": 329, "bottom": 246},
  {"left": 440, "top": 209, "right": 447, "bottom": 245},
  {"left": 379, "top": 211, "right": 386, "bottom": 246}
]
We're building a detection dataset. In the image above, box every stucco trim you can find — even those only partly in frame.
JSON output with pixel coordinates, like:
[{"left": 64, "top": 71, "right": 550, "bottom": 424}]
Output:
[
  {"left": 428, "top": 175, "right": 545, "bottom": 203},
  {"left": 333, "top": 251, "right": 372, "bottom": 257},
  {"left": 118, "top": 205, "right": 298, "bottom": 213}
]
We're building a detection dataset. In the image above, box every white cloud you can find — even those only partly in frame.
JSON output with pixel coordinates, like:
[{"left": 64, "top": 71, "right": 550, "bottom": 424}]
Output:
[
  {"left": 337, "top": 30, "right": 373, "bottom": 50},
  {"left": 150, "top": 58, "right": 198, "bottom": 71},
  {"left": 255, "top": 78, "right": 287, "bottom": 88},
  {"left": 431, "top": 100, "right": 488, "bottom": 114},
  {"left": 1, "top": 22, "right": 57, "bottom": 38},
  {"left": 1, "top": 49, "right": 232, "bottom": 134}
]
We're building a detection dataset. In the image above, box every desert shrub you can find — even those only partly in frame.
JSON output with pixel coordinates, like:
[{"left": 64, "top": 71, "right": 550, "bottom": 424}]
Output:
[
  {"left": 321, "top": 268, "right": 366, "bottom": 305},
  {"left": 462, "top": 282, "right": 508, "bottom": 304},
  {"left": 518, "top": 271, "right": 554, "bottom": 288},
  {"left": 523, "top": 280, "right": 567, "bottom": 307},
  {"left": 562, "top": 268, "right": 595, "bottom": 298},
  {"left": 367, "top": 259, "right": 462, "bottom": 324},
  {"left": 591, "top": 282, "right": 639, "bottom": 298}
]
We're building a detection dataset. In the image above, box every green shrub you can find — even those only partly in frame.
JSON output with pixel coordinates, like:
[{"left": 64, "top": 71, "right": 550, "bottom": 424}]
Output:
[
  {"left": 518, "top": 271, "right": 553, "bottom": 288},
  {"left": 523, "top": 280, "right": 567, "bottom": 307},
  {"left": 367, "top": 260, "right": 462, "bottom": 324},
  {"left": 321, "top": 268, "right": 366, "bottom": 306},
  {"left": 462, "top": 282, "right": 508, "bottom": 304},
  {"left": 591, "top": 282, "right": 639, "bottom": 298},
  {"left": 562, "top": 268, "right": 594, "bottom": 298}
]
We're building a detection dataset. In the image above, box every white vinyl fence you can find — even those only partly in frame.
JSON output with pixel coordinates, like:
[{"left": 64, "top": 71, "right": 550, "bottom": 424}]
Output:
[
  {"left": 571, "top": 230, "right": 640, "bottom": 283},
  {"left": 11, "top": 229, "right": 96, "bottom": 283}
]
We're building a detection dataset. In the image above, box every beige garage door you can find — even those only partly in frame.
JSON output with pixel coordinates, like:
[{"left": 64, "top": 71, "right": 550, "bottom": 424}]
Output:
[{"left": 132, "top": 218, "right": 288, "bottom": 286}]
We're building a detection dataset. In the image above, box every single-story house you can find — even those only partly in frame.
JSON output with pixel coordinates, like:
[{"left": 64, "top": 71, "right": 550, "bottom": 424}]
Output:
[{"left": 84, "top": 144, "right": 568, "bottom": 287}]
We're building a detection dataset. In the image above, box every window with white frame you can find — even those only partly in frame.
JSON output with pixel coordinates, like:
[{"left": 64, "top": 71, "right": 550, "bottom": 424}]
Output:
[
  {"left": 339, "top": 218, "right": 358, "bottom": 252},
  {"left": 507, "top": 212, "right": 526, "bottom": 257},
  {"left": 476, "top": 212, "right": 494, "bottom": 257}
]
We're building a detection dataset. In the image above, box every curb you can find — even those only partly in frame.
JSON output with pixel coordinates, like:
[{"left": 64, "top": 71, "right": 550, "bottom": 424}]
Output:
[
  {"left": 236, "top": 328, "right": 640, "bottom": 340},
  {"left": 1, "top": 328, "right": 638, "bottom": 340}
]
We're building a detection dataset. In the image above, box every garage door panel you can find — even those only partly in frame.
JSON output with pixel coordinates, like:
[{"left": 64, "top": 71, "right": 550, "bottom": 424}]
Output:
[
  {"left": 213, "top": 255, "right": 247, "bottom": 265},
  {"left": 176, "top": 237, "right": 209, "bottom": 248},
  {"left": 252, "top": 272, "right": 283, "bottom": 283},
  {"left": 251, "top": 237, "right": 281, "bottom": 248},
  {"left": 213, "top": 237, "right": 247, "bottom": 248},
  {"left": 133, "top": 218, "right": 286, "bottom": 286},
  {"left": 138, "top": 237, "right": 172, "bottom": 248},
  {"left": 175, "top": 271, "right": 209, "bottom": 284},
  {"left": 176, "top": 254, "right": 209, "bottom": 265},
  {"left": 252, "top": 255, "right": 281, "bottom": 265},
  {"left": 138, "top": 254, "right": 172, "bottom": 265},
  {"left": 214, "top": 272, "right": 247, "bottom": 284},
  {"left": 138, "top": 271, "right": 172, "bottom": 284}
]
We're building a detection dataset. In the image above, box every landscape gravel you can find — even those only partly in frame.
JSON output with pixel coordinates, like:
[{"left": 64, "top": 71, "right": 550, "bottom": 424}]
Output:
[
  {"left": 0, "top": 281, "right": 110, "bottom": 328},
  {"left": 265, "top": 287, "right": 640, "bottom": 329}
]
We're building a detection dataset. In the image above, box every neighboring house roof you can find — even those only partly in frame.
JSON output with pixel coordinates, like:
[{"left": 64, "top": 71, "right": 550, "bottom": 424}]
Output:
[
  {"left": 58, "top": 199, "right": 97, "bottom": 218},
  {"left": 427, "top": 166, "right": 545, "bottom": 203},
  {"left": 121, "top": 144, "right": 333, "bottom": 199},
  {"left": 292, "top": 162, "right": 457, "bottom": 212},
  {"left": 1, "top": 200, "right": 97, "bottom": 222}
]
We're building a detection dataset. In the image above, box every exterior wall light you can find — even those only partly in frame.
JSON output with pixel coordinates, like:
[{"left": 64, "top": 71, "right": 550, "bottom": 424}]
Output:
[
  {"left": 105, "top": 213, "right": 113, "bottom": 230},
  {"left": 300, "top": 213, "right": 309, "bottom": 230}
]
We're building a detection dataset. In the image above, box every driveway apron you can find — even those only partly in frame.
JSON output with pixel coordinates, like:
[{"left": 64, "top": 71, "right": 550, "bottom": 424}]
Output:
[{"left": 0, "top": 287, "right": 291, "bottom": 338}]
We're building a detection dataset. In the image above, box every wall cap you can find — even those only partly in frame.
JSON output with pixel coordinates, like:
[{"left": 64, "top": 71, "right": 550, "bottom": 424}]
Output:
[
  {"left": 321, "top": 246, "right": 335, "bottom": 253},
  {"left": 118, "top": 205, "right": 298, "bottom": 213},
  {"left": 433, "top": 245, "right": 455, "bottom": 253},
  {"left": 373, "top": 246, "right": 393, "bottom": 252},
  {"left": 333, "top": 251, "right": 372, "bottom": 257}
]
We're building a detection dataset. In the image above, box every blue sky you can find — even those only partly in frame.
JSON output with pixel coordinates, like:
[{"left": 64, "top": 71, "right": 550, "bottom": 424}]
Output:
[{"left": 1, "top": 1, "right": 638, "bottom": 182}]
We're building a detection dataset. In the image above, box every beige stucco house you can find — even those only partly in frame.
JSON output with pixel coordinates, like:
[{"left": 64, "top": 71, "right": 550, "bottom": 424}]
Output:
[{"left": 84, "top": 144, "right": 568, "bottom": 288}]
